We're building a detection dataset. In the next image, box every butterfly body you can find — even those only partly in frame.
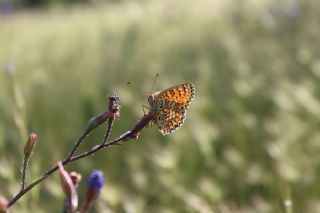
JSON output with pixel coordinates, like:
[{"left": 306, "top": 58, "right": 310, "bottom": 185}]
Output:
[{"left": 148, "top": 84, "right": 195, "bottom": 135}]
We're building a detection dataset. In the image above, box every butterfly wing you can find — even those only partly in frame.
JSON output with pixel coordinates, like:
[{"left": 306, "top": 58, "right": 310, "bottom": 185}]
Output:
[
  {"left": 152, "top": 84, "right": 195, "bottom": 135},
  {"left": 156, "top": 84, "right": 195, "bottom": 106}
]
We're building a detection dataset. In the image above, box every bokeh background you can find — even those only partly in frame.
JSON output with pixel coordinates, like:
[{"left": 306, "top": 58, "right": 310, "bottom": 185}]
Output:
[{"left": 0, "top": 0, "right": 319, "bottom": 212}]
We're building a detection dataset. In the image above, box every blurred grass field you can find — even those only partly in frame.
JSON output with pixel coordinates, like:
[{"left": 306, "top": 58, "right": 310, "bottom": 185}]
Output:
[{"left": 1, "top": 0, "right": 320, "bottom": 212}]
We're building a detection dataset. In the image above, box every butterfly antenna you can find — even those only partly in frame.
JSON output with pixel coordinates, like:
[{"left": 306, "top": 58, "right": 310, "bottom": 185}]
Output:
[
  {"left": 126, "top": 81, "right": 144, "bottom": 98},
  {"left": 150, "top": 73, "right": 159, "bottom": 94}
]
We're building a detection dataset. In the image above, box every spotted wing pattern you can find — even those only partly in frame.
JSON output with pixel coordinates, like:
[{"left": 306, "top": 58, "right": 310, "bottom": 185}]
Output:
[{"left": 150, "top": 84, "right": 195, "bottom": 135}]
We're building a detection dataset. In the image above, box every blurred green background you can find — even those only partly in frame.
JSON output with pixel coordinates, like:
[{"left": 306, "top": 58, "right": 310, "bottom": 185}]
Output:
[{"left": 0, "top": 0, "right": 319, "bottom": 212}]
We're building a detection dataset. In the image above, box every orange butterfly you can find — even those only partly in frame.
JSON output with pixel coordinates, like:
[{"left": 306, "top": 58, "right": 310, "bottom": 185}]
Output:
[{"left": 148, "top": 84, "right": 195, "bottom": 135}]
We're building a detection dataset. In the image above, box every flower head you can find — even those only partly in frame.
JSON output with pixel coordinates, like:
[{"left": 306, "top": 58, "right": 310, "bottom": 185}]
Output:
[
  {"left": 82, "top": 170, "right": 105, "bottom": 212},
  {"left": 87, "top": 170, "right": 105, "bottom": 193}
]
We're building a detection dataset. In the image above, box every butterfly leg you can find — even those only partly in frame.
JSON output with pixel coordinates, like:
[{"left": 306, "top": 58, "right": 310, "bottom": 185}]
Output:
[
  {"left": 141, "top": 105, "right": 154, "bottom": 128},
  {"left": 141, "top": 105, "right": 150, "bottom": 115}
]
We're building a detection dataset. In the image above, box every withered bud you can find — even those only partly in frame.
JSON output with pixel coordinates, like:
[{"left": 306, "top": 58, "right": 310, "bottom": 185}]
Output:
[
  {"left": 108, "top": 93, "right": 120, "bottom": 119},
  {"left": 58, "top": 162, "right": 78, "bottom": 211},
  {"left": 70, "top": 171, "right": 82, "bottom": 189}
]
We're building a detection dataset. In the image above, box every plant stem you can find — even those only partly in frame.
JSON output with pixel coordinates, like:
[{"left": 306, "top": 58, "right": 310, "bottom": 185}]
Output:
[
  {"left": 67, "top": 112, "right": 109, "bottom": 160},
  {"left": 20, "top": 156, "right": 28, "bottom": 191},
  {"left": 8, "top": 113, "right": 153, "bottom": 208}
]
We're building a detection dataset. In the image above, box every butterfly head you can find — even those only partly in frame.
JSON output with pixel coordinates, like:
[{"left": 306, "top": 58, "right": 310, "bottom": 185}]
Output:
[
  {"left": 147, "top": 93, "right": 154, "bottom": 104},
  {"left": 147, "top": 91, "right": 160, "bottom": 116}
]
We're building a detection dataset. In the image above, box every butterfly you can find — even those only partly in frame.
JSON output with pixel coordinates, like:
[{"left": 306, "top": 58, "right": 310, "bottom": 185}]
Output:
[{"left": 148, "top": 84, "right": 195, "bottom": 135}]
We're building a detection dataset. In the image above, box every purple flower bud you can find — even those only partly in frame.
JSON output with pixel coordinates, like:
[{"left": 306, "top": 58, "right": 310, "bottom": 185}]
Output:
[
  {"left": 87, "top": 170, "right": 105, "bottom": 193},
  {"left": 82, "top": 170, "right": 105, "bottom": 212}
]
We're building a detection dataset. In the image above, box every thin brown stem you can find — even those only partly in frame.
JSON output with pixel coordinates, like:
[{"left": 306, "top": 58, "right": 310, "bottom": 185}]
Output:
[
  {"left": 80, "top": 203, "right": 89, "bottom": 213},
  {"left": 67, "top": 112, "right": 109, "bottom": 160},
  {"left": 102, "top": 93, "right": 119, "bottom": 144},
  {"left": 102, "top": 117, "right": 114, "bottom": 144},
  {"left": 8, "top": 136, "right": 124, "bottom": 208},
  {"left": 8, "top": 113, "right": 153, "bottom": 209},
  {"left": 20, "top": 156, "right": 28, "bottom": 191},
  {"left": 67, "top": 94, "right": 119, "bottom": 159}
]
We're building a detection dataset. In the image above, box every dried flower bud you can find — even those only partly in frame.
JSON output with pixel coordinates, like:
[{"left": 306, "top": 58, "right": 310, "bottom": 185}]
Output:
[
  {"left": 108, "top": 93, "right": 120, "bottom": 118},
  {"left": 24, "top": 133, "right": 37, "bottom": 158},
  {"left": 58, "top": 162, "right": 78, "bottom": 212},
  {"left": 0, "top": 196, "right": 8, "bottom": 213},
  {"left": 70, "top": 171, "right": 82, "bottom": 189}
]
